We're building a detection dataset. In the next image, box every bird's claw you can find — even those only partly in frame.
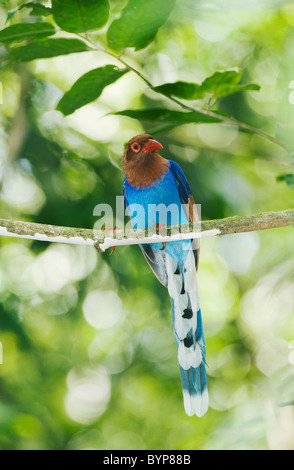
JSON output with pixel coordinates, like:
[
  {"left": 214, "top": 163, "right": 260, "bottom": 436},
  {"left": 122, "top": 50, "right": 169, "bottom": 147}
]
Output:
[
  {"left": 109, "top": 246, "right": 116, "bottom": 256},
  {"left": 154, "top": 223, "right": 167, "bottom": 251},
  {"left": 154, "top": 223, "right": 166, "bottom": 232},
  {"left": 102, "top": 226, "right": 119, "bottom": 256}
]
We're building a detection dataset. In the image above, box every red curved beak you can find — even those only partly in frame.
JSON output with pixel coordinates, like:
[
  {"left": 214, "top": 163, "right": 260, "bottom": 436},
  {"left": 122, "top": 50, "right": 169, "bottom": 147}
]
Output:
[{"left": 143, "top": 139, "right": 163, "bottom": 154}]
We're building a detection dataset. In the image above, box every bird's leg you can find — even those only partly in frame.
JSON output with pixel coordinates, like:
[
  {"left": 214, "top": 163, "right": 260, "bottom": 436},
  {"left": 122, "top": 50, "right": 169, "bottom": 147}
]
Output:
[
  {"left": 155, "top": 223, "right": 166, "bottom": 232},
  {"left": 154, "top": 223, "right": 167, "bottom": 250},
  {"left": 102, "top": 226, "right": 119, "bottom": 255}
]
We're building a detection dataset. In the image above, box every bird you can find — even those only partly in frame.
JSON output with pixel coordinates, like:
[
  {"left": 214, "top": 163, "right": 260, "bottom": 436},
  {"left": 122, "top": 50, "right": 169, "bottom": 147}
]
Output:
[{"left": 122, "top": 134, "right": 208, "bottom": 417}]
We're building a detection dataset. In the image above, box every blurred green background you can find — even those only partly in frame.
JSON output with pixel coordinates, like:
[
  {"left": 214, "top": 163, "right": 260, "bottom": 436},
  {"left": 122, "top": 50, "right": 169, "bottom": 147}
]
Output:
[{"left": 0, "top": 0, "right": 294, "bottom": 450}]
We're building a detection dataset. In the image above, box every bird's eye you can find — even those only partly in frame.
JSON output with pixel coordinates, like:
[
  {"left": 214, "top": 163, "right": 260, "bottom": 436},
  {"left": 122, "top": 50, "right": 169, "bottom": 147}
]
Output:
[{"left": 131, "top": 142, "right": 141, "bottom": 153}]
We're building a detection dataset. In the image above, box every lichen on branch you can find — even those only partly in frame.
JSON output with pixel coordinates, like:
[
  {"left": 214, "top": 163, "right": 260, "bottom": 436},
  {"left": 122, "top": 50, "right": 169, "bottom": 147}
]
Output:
[{"left": 0, "top": 209, "right": 292, "bottom": 252}]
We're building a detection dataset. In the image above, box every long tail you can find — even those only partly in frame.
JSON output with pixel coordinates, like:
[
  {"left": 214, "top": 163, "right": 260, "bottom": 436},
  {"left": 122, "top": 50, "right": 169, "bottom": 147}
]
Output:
[{"left": 166, "top": 248, "right": 209, "bottom": 417}]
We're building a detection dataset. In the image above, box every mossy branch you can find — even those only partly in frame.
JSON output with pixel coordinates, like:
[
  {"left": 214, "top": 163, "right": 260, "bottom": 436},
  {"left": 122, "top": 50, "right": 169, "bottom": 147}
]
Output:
[{"left": 0, "top": 209, "right": 292, "bottom": 253}]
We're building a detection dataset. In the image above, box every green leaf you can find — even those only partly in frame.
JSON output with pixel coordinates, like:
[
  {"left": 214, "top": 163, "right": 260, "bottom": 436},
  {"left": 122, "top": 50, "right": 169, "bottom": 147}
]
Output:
[
  {"left": 27, "top": 3, "right": 52, "bottom": 17},
  {"left": 200, "top": 69, "right": 260, "bottom": 98},
  {"left": 9, "top": 38, "right": 89, "bottom": 62},
  {"left": 276, "top": 173, "right": 294, "bottom": 188},
  {"left": 152, "top": 81, "right": 205, "bottom": 100},
  {"left": 201, "top": 69, "right": 243, "bottom": 97},
  {"left": 0, "top": 22, "right": 55, "bottom": 44},
  {"left": 153, "top": 69, "right": 260, "bottom": 100},
  {"left": 115, "top": 108, "right": 219, "bottom": 125},
  {"left": 107, "top": 0, "right": 176, "bottom": 51},
  {"left": 57, "top": 65, "right": 129, "bottom": 116},
  {"left": 52, "top": 0, "right": 109, "bottom": 33},
  {"left": 6, "top": 3, "right": 52, "bottom": 23},
  {"left": 232, "top": 83, "right": 261, "bottom": 93}
]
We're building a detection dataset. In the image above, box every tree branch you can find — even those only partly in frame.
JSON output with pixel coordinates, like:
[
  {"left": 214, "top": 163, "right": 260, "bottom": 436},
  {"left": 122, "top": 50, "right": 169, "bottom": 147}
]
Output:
[{"left": 0, "top": 209, "right": 292, "bottom": 252}]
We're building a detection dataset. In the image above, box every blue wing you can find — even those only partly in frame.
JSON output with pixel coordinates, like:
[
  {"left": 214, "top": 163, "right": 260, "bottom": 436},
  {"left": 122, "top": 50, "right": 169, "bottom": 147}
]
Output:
[
  {"left": 169, "top": 160, "right": 200, "bottom": 269},
  {"left": 168, "top": 160, "right": 192, "bottom": 205}
]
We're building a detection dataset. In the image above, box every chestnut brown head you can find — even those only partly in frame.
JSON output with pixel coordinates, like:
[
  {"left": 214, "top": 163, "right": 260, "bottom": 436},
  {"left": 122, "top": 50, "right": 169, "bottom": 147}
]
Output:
[
  {"left": 122, "top": 134, "right": 167, "bottom": 188},
  {"left": 123, "top": 134, "right": 163, "bottom": 165}
]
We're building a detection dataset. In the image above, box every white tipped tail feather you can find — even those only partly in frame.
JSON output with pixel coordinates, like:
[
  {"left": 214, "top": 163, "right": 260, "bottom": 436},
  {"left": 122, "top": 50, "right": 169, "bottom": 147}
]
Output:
[{"left": 166, "top": 249, "right": 209, "bottom": 417}]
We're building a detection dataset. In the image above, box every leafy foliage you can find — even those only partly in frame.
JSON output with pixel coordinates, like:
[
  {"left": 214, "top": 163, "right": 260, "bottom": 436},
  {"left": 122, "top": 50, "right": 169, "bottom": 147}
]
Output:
[
  {"left": 57, "top": 65, "right": 129, "bottom": 116},
  {"left": 9, "top": 38, "right": 89, "bottom": 61},
  {"left": 52, "top": 0, "right": 109, "bottom": 34},
  {"left": 0, "top": 22, "right": 55, "bottom": 43},
  {"left": 1, "top": 0, "right": 261, "bottom": 118},
  {"left": 153, "top": 69, "right": 260, "bottom": 100},
  {"left": 277, "top": 173, "right": 294, "bottom": 188},
  {"left": 6, "top": 3, "right": 52, "bottom": 22},
  {"left": 107, "top": 0, "right": 176, "bottom": 51},
  {"left": 115, "top": 108, "right": 220, "bottom": 125}
]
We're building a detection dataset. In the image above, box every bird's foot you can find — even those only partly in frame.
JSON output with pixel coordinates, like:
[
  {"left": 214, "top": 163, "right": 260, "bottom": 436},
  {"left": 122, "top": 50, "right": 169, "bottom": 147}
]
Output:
[
  {"left": 102, "top": 226, "right": 119, "bottom": 255},
  {"left": 154, "top": 223, "right": 166, "bottom": 233},
  {"left": 154, "top": 223, "right": 167, "bottom": 251}
]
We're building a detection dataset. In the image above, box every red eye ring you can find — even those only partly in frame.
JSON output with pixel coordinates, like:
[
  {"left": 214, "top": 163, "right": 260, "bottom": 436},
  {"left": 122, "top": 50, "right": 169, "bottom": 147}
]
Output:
[{"left": 131, "top": 142, "right": 141, "bottom": 153}]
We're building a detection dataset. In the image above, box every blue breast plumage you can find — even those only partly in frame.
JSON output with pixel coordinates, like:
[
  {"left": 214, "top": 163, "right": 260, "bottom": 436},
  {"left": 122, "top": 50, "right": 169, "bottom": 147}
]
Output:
[
  {"left": 123, "top": 162, "right": 190, "bottom": 258},
  {"left": 124, "top": 165, "right": 188, "bottom": 227}
]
